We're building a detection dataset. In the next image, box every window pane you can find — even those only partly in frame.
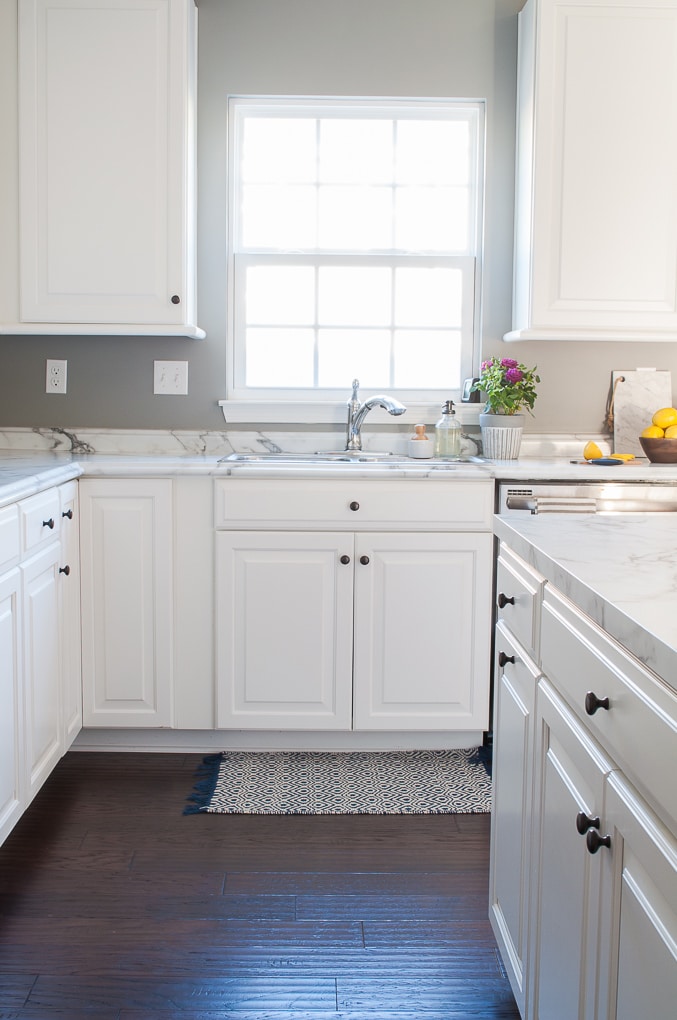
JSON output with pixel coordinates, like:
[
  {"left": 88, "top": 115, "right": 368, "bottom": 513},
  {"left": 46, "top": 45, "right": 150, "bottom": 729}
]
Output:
[
  {"left": 393, "top": 330, "right": 461, "bottom": 388},
  {"left": 242, "top": 185, "right": 316, "bottom": 248},
  {"left": 318, "top": 329, "right": 391, "bottom": 388},
  {"left": 242, "top": 118, "right": 317, "bottom": 183},
  {"left": 318, "top": 266, "right": 391, "bottom": 325},
  {"left": 318, "top": 186, "right": 392, "bottom": 249},
  {"left": 246, "top": 328, "right": 315, "bottom": 387},
  {"left": 320, "top": 119, "right": 393, "bottom": 183},
  {"left": 396, "top": 120, "right": 470, "bottom": 185},
  {"left": 246, "top": 265, "right": 315, "bottom": 325},
  {"left": 394, "top": 267, "right": 462, "bottom": 327},
  {"left": 395, "top": 187, "right": 469, "bottom": 251}
]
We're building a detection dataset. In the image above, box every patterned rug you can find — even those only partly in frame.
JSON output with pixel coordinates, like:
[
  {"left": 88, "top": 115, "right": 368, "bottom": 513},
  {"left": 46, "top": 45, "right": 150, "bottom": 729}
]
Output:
[{"left": 184, "top": 748, "right": 492, "bottom": 815}]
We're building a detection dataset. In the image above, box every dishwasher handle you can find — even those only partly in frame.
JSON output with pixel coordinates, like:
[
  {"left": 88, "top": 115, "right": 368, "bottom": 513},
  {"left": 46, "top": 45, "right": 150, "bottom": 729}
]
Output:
[{"left": 504, "top": 495, "right": 598, "bottom": 514}]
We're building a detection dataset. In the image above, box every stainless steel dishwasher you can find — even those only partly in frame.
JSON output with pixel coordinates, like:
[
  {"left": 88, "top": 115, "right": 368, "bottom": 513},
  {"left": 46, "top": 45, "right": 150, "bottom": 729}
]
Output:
[{"left": 497, "top": 480, "right": 677, "bottom": 515}]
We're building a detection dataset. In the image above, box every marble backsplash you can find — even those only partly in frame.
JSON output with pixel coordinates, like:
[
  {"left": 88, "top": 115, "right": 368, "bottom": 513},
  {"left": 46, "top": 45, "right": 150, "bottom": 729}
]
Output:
[{"left": 0, "top": 426, "right": 609, "bottom": 460}]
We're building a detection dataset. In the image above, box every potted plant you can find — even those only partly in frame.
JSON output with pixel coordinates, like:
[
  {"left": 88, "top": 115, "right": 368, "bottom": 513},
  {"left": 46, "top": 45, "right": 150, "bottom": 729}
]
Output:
[{"left": 471, "top": 357, "right": 540, "bottom": 459}]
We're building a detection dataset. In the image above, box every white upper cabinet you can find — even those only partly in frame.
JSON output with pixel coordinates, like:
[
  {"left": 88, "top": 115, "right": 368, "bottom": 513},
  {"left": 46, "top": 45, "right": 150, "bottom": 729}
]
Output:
[
  {"left": 508, "top": 0, "right": 677, "bottom": 342},
  {"left": 10, "top": 0, "right": 203, "bottom": 337}
]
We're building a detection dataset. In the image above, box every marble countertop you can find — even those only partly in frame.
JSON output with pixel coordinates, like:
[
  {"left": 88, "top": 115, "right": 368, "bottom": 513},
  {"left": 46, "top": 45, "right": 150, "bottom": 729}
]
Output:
[{"left": 494, "top": 513, "right": 677, "bottom": 690}]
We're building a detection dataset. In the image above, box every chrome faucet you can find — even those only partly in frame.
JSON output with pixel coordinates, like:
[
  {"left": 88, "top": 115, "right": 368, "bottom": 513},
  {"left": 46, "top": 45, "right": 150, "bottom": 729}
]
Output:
[{"left": 345, "top": 378, "right": 406, "bottom": 451}]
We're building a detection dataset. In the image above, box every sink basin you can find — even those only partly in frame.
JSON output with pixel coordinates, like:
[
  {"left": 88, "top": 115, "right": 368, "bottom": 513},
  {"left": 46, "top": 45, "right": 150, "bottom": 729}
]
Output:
[{"left": 219, "top": 451, "right": 403, "bottom": 464}]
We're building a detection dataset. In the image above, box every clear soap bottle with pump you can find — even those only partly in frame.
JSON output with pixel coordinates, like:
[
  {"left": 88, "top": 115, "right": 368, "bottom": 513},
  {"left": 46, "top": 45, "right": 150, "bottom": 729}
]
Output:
[{"left": 434, "top": 400, "right": 462, "bottom": 459}]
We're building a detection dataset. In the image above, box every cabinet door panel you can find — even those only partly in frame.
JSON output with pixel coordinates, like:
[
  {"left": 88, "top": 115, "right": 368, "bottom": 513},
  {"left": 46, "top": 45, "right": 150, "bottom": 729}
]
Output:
[
  {"left": 80, "top": 480, "right": 173, "bottom": 727},
  {"left": 216, "top": 532, "right": 353, "bottom": 730},
  {"left": 352, "top": 532, "right": 492, "bottom": 731},
  {"left": 22, "top": 543, "right": 62, "bottom": 801},
  {"left": 530, "top": 679, "right": 612, "bottom": 1020},
  {"left": 59, "top": 482, "right": 81, "bottom": 748},
  {"left": 0, "top": 569, "right": 23, "bottom": 844},
  {"left": 597, "top": 773, "right": 677, "bottom": 1020}
]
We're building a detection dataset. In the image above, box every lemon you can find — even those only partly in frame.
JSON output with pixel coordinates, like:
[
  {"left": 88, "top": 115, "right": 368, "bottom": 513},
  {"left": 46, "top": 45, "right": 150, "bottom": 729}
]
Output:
[
  {"left": 665, "top": 425, "right": 677, "bottom": 438},
  {"left": 583, "top": 441, "right": 603, "bottom": 460},
  {"left": 609, "top": 453, "right": 635, "bottom": 461},
  {"left": 641, "top": 425, "right": 665, "bottom": 438},
  {"left": 652, "top": 407, "right": 677, "bottom": 430}
]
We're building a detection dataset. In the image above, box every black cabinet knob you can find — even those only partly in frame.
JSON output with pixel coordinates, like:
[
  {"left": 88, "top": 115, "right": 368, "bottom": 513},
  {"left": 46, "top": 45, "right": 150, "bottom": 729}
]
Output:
[
  {"left": 42, "top": 517, "right": 55, "bottom": 529},
  {"left": 586, "top": 829, "right": 611, "bottom": 854},
  {"left": 340, "top": 555, "right": 350, "bottom": 565},
  {"left": 585, "top": 691, "right": 610, "bottom": 716},
  {"left": 349, "top": 501, "right": 360, "bottom": 511},
  {"left": 576, "top": 811, "right": 600, "bottom": 835},
  {"left": 171, "top": 294, "right": 181, "bottom": 304},
  {"left": 497, "top": 592, "right": 515, "bottom": 608},
  {"left": 62, "top": 508, "right": 73, "bottom": 520},
  {"left": 498, "top": 651, "right": 515, "bottom": 668},
  {"left": 59, "top": 565, "right": 70, "bottom": 576},
  {"left": 359, "top": 555, "right": 370, "bottom": 565}
]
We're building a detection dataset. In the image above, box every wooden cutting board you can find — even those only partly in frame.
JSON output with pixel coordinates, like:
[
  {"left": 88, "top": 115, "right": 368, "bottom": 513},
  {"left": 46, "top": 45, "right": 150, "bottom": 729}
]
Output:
[{"left": 612, "top": 369, "right": 673, "bottom": 456}]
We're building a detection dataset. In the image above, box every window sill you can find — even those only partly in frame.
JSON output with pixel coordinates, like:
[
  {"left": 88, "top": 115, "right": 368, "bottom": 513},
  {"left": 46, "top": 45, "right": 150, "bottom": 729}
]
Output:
[{"left": 218, "top": 400, "right": 482, "bottom": 426}]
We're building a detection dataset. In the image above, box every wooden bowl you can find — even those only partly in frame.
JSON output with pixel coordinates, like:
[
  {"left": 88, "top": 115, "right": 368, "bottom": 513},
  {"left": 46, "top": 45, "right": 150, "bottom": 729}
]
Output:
[{"left": 639, "top": 436, "right": 677, "bottom": 463}]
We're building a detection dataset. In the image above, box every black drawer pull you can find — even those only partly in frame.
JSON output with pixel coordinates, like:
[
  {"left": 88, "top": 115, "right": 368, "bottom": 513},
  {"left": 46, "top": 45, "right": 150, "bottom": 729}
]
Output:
[
  {"left": 349, "top": 501, "right": 360, "bottom": 511},
  {"left": 576, "top": 812, "right": 600, "bottom": 835},
  {"left": 339, "top": 555, "right": 350, "bottom": 565},
  {"left": 585, "top": 692, "right": 610, "bottom": 716},
  {"left": 62, "top": 508, "right": 73, "bottom": 520},
  {"left": 59, "top": 565, "right": 70, "bottom": 576},
  {"left": 586, "top": 830, "right": 611, "bottom": 854},
  {"left": 359, "top": 555, "right": 370, "bottom": 565},
  {"left": 497, "top": 592, "right": 515, "bottom": 608},
  {"left": 498, "top": 651, "right": 515, "bottom": 668},
  {"left": 42, "top": 517, "right": 55, "bottom": 529}
]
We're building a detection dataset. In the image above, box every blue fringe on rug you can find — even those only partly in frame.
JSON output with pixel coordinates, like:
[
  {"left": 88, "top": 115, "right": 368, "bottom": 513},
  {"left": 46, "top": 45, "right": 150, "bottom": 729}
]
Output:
[{"left": 183, "top": 753, "right": 224, "bottom": 814}]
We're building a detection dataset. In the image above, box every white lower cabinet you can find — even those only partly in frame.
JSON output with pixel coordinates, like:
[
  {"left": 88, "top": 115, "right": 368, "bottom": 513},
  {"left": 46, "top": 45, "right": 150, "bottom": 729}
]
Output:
[
  {"left": 59, "top": 481, "right": 81, "bottom": 748},
  {"left": 215, "top": 478, "right": 493, "bottom": 739},
  {"left": 79, "top": 479, "right": 173, "bottom": 727},
  {"left": 491, "top": 540, "right": 677, "bottom": 1019},
  {"left": 0, "top": 566, "right": 23, "bottom": 845}
]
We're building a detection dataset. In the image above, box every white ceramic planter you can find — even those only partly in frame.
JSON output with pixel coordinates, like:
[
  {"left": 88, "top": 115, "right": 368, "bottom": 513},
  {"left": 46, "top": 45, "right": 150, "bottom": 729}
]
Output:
[{"left": 479, "top": 413, "right": 524, "bottom": 460}]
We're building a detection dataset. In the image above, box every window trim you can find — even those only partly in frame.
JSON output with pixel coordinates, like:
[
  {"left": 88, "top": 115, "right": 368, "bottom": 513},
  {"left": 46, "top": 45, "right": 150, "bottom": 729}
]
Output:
[{"left": 224, "top": 95, "right": 485, "bottom": 422}]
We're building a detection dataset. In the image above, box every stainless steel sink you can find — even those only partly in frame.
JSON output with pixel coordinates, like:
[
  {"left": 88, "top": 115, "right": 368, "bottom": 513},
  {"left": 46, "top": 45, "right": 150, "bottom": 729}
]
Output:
[{"left": 219, "top": 451, "right": 403, "bottom": 464}]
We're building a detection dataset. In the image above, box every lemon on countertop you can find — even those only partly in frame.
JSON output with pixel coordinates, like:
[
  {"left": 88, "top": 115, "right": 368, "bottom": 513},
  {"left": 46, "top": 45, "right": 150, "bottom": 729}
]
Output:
[
  {"left": 652, "top": 407, "right": 677, "bottom": 430},
  {"left": 609, "top": 453, "right": 635, "bottom": 461},
  {"left": 641, "top": 425, "right": 665, "bottom": 438},
  {"left": 583, "top": 441, "right": 603, "bottom": 460}
]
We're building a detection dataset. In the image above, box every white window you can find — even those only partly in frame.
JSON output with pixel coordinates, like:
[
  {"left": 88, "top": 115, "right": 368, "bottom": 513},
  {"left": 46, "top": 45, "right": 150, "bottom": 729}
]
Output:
[{"left": 226, "top": 97, "right": 484, "bottom": 413}]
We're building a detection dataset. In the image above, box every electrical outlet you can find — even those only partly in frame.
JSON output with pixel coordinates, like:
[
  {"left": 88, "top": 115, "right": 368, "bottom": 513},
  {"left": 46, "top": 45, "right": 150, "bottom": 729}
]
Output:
[
  {"left": 46, "top": 359, "right": 67, "bottom": 394},
  {"left": 154, "top": 360, "right": 188, "bottom": 395}
]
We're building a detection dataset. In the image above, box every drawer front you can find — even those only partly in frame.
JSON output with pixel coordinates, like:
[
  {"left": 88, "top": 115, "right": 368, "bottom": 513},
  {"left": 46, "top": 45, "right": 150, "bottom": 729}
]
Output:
[
  {"left": 541, "top": 586, "right": 677, "bottom": 827},
  {"left": 19, "top": 489, "right": 60, "bottom": 555},
  {"left": 0, "top": 503, "right": 20, "bottom": 572},
  {"left": 496, "top": 544, "right": 544, "bottom": 662},
  {"left": 214, "top": 478, "right": 493, "bottom": 530}
]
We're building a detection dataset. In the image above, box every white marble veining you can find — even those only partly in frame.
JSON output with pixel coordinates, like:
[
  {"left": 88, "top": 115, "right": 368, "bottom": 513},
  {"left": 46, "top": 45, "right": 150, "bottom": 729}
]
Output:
[{"left": 494, "top": 513, "right": 677, "bottom": 689}]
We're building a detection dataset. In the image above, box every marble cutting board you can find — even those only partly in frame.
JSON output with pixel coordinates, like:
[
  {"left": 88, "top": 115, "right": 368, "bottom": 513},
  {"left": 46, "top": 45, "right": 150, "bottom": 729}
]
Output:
[{"left": 612, "top": 369, "right": 673, "bottom": 456}]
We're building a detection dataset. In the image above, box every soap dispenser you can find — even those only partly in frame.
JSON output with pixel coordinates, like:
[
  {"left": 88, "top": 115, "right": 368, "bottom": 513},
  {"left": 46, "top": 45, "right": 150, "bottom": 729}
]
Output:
[
  {"left": 434, "top": 400, "right": 462, "bottom": 459},
  {"left": 408, "top": 423, "right": 433, "bottom": 459}
]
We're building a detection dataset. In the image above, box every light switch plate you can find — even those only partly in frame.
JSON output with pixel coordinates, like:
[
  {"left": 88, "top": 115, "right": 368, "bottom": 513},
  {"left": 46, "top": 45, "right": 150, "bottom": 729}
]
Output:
[{"left": 154, "top": 361, "right": 188, "bottom": 395}]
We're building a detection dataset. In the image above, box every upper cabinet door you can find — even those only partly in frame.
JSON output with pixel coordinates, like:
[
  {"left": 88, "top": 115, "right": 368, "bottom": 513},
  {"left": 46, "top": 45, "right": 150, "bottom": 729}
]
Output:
[
  {"left": 17, "top": 0, "right": 204, "bottom": 337},
  {"left": 508, "top": 0, "right": 677, "bottom": 342}
]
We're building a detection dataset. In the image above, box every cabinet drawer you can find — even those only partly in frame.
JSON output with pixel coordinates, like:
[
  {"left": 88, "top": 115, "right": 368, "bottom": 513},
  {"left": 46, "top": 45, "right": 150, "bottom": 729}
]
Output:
[
  {"left": 496, "top": 544, "right": 545, "bottom": 662},
  {"left": 0, "top": 503, "right": 20, "bottom": 572},
  {"left": 541, "top": 586, "right": 677, "bottom": 828},
  {"left": 19, "top": 489, "right": 60, "bottom": 555},
  {"left": 214, "top": 478, "right": 493, "bottom": 530}
]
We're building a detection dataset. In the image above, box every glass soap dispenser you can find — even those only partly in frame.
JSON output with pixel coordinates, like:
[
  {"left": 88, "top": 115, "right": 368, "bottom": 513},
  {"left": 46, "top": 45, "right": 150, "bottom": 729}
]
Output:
[{"left": 434, "top": 400, "right": 462, "bottom": 459}]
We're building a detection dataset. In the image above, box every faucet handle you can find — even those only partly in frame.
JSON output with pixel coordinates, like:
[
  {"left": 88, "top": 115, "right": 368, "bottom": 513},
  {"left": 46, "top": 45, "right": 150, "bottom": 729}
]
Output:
[{"left": 350, "top": 379, "right": 360, "bottom": 402}]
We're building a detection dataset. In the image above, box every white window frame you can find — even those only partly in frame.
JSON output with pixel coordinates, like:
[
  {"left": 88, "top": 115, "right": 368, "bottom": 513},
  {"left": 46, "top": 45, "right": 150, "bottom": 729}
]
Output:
[{"left": 222, "top": 96, "right": 485, "bottom": 424}]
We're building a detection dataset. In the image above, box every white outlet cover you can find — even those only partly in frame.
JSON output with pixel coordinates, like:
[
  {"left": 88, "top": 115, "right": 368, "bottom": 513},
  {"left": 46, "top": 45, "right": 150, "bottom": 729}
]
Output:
[{"left": 154, "top": 360, "right": 188, "bottom": 395}]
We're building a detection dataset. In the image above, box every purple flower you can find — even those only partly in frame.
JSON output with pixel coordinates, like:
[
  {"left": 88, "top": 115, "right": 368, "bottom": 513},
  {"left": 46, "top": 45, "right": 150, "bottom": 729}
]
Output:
[
  {"left": 501, "top": 358, "right": 519, "bottom": 369},
  {"left": 505, "top": 368, "right": 523, "bottom": 384},
  {"left": 481, "top": 359, "right": 493, "bottom": 371}
]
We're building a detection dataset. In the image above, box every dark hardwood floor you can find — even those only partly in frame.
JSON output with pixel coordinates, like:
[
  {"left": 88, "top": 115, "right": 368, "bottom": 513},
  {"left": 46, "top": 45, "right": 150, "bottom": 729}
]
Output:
[{"left": 0, "top": 752, "right": 520, "bottom": 1019}]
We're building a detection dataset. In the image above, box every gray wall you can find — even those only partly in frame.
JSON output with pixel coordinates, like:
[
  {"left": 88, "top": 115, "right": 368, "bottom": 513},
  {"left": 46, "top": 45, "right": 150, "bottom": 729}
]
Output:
[{"left": 1, "top": 0, "right": 675, "bottom": 432}]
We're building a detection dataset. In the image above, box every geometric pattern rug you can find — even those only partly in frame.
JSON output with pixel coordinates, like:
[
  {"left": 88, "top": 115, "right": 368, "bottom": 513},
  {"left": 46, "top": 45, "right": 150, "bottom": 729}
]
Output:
[{"left": 184, "top": 747, "right": 492, "bottom": 815}]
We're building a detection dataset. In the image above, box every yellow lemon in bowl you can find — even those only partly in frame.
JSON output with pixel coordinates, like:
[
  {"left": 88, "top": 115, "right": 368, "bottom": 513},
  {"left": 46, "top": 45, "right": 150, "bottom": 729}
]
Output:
[
  {"left": 665, "top": 425, "right": 677, "bottom": 438},
  {"left": 652, "top": 407, "right": 677, "bottom": 430},
  {"left": 641, "top": 425, "right": 665, "bottom": 438}
]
